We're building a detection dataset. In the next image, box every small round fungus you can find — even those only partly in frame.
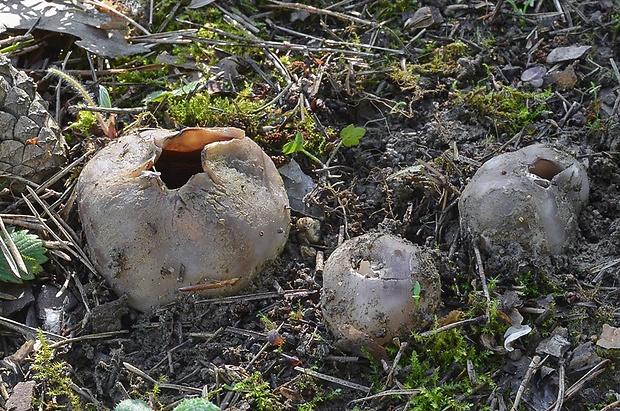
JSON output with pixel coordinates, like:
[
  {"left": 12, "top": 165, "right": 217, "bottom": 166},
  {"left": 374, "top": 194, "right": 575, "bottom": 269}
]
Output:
[
  {"left": 77, "top": 127, "right": 290, "bottom": 311},
  {"left": 459, "top": 144, "right": 589, "bottom": 255},
  {"left": 321, "top": 233, "right": 441, "bottom": 346}
]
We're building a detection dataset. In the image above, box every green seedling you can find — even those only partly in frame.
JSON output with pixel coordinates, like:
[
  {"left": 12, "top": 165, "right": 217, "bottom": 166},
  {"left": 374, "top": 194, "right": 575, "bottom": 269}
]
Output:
[
  {"left": 0, "top": 227, "right": 48, "bottom": 283},
  {"left": 506, "top": 0, "right": 535, "bottom": 14},
  {"left": 48, "top": 68, "right": 116, "bottom": 138},
  {"left": 283, "top": 125, "right": 367, "bottom": 166},
  {"left": 412, "top": 280, "right": 422, "bottom": 309},
  {"left": 340, "top": 124, "right": 366, "bottom": 147},
  {"left": 282, "top": 132, "right": 323, "bottom": 165},
  {"left": 143, "top": 80, "right": 201, "bottom": 103}
]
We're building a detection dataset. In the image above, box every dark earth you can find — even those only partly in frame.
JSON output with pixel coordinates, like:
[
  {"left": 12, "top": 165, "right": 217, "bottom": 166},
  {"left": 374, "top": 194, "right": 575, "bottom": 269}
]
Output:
[{"left": 1, "top": 0, "right": 620, "bottom": 410}]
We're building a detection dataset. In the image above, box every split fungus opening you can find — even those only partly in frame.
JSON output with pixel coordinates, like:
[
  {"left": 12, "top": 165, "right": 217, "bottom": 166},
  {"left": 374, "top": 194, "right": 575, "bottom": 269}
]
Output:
[
  {"left": 148, "top": 127, "right": 245, "bottom": 189},
  {"left": 153, "top": 149, "right": 203, "bottom": 189},
  {"left": 528, "top": 158, "right": 564, "bottom": 181}
]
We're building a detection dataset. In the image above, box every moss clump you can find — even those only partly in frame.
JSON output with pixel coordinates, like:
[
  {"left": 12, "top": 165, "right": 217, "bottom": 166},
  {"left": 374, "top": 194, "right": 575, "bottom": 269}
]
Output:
[
  {"left": 402, "top": 326, "right": 496, "bottom": 410},
  {"left": 231, "top": 372, "right": 282, "bottom": 411},
  {"left": 31, "top": 332, "right": 85, "bottom": 410},
  {"left": 455, "top": 84, "right": 552, "bottom": 134},
  {"left": 166, "top": 85, "right": 264, "bottom": 133}
]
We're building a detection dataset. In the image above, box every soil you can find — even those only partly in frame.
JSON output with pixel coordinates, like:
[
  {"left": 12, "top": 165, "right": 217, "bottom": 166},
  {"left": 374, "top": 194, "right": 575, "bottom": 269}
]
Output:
[{"left": 1, "top": 1, "right": 620, "bottom": 410}]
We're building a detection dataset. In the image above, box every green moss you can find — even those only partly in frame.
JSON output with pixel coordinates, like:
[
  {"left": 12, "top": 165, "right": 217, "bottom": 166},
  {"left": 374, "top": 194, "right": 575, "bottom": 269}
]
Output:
[
  {"left": 403, "top": 326, "right": 495, "bottom": 410},
  {"left": 454, "top": 84, "right": 552, "bottom": 134},
  {"left": 167, "top": 84, "right": 265, "bottom": 133},
  {"left": 31, "top": 331, "right": 85, "bottom": 410},
  {"left": 231, "top": 372, "right": 282, "bottom": 411}
]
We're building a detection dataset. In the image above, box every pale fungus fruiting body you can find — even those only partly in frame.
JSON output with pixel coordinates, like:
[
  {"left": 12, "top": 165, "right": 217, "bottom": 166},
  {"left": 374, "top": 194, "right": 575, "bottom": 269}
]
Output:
[
  {"left": 459, "top": 144, "right": 589, "bottom": 255},
  {"left": 77, "top": 127, "right": 290, "bottom": 311},
  {"left": 321, "top": 233, "right": 441, "bottom": 346}
]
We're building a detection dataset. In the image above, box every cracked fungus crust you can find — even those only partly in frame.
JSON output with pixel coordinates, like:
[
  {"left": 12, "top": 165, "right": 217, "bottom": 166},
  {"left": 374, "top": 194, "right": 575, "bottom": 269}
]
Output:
[
  {"left": 321, "top": 233, "right": 441, "bottom": 345},
  {"left": 77, "top": 127, "right": 290, "bottom": 311},
  {"left": 459, "top": 144, "right": 589, "bottom": 255}
]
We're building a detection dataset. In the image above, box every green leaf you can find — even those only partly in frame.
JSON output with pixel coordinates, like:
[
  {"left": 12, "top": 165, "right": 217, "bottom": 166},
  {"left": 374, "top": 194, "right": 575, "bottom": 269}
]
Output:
[
  {"left": 413, "top": 280, "right": 421, "bottom": 301},
  {"left": 282, "top": 132, "right": 305, "bottom": 155},
  {"left": 143, "top": 81, "right": 200, "bottom": 103},
  {"left": 98, "top": 85, "right": 112, "bottom": 108},
  {"left": 340, "top": 124, "right": 366, "bottom": 147},
  {"left": 0, "top": 228, "right": 48, "bottom": 284},
  {"left": 114, "top": 399, "right": 153, "bottom": 411},
  {"left": 173, "top": 398, "right": 221, "bottom": 411}
]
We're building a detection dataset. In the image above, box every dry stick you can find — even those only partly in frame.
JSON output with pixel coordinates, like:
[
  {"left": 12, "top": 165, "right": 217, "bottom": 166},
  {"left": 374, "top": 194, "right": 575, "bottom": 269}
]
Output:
[
  {"left": 3, "top": 149, "right": 92, "bottom": 213},
  {"left": 123, "top": 362, "right": 202, "bottom": 393},
  {"left": 49, "top": 331, "right": 129, "bottom": 349},
  {"left": 510, "top": 355, "right": 546, "bottom": 411},
  {"left": 488, "top": 0, "right": 505, "bottom": 23},
  {"left": 599, "top": 400, "right": 620, "bottom": 411},
  {"left": 349, "top": 389, "right": 421, "bottom": 405},
  {"left": 385, "top": 341, "right": 407, "bottom": 387},
  {"left": 545, "top": 359, "right": 611, "bottom": 411},
  {"left": 419, "top": 315, "right": 488, "bottom": 337},
  {"left": 0, "top": 315, "right": 65, "bottom": 342},
  {"left": 84, "top": 0, "right": 151, "bottom": 35},
  {"left": 0, "top": 216, "right": 25, "bottom": 281},
  {"left": 551, "top": 359, "right": 565, "bottom": 411},
  {"left": 294, "top": 366, "right": 370, "bottom": 392},
  {"left": 69, "top": 105, "right": 148, "bottom": 114},
  {"left": 21, "top": 193, "right": 97, "bottom": 276},
  {"left": 25, "top": 187, "right": 88, "bottom": 263},
  {"left": 268, "top": 0, "right": 378, "bottom": 28},
  {"left": 472, "top": 240, "right": 491, "bottom": 321}
]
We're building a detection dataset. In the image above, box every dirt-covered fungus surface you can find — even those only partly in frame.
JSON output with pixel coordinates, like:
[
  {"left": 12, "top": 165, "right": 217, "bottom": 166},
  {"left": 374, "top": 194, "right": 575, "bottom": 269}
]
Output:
[{"left": 1, "top": 1, "right": 620, "bottom": 410}]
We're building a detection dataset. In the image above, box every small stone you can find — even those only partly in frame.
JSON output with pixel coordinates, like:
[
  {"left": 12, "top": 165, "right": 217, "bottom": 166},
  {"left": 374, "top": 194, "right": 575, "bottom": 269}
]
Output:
[
  {"left": 299, "top": 244, "right": 317, "bottom": 259},
  {"left": 296, "top": 217, "right": 322, "bottom": 244}
]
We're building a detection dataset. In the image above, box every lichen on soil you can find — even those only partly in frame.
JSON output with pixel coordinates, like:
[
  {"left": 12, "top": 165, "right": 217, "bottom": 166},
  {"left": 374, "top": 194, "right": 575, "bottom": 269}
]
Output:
[{"left": 1, "top": 0, "right": 620, "bottom": 410}]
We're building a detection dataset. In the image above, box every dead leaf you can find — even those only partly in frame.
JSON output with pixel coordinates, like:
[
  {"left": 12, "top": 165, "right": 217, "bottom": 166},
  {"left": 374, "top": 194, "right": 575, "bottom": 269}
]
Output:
[
  {"left": 0, "top": 0, "right": 151, "bottom": 57},
  {"left": 597, "top": 324, "right": 620, "bottom": 349},
  {"left": 546, "top": 45, "right": 591, "bottom": 64},
  {"left": 504, "top": 324, "right": 532, "bottom": 352}
]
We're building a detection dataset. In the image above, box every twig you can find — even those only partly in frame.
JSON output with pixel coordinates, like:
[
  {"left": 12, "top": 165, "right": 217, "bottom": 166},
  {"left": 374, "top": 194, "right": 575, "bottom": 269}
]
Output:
[
  {"left": 49, "top": 330, "right": 129, "bottom": 349},
  {"left": 472, "top": 240, "right": 491, "bottom": 321},
  {"left": 545, "top": 359, "right": 611, "bottom": 410},
  {"left": 294, "top": 366, "right": 370, "bottom": 392},
  {"left": 0, "top": 215, "right": 27, "bottom": 281},
  {"left": 599, "top": 400, "right": 620, "bottom": 411},
  {"left": 551, "top": 359, "right": 565, "bottom": 411},
  {"left": 123, "top": 362, "right": 202, "bottom": 393},
  {"left": 385, "top": 341, "right": 407, "bottom": 387},
  {"left": 419, "top": 315, "right": 489, "bottom": 337},
  {"left": 84, "top": 0, "right": 151, "bottom": 35},
  {"left": 69, "top": 105, "right": 148, "bottom": 114},
  {"left": 195, "top": 289, "right": 316, "bottom": 304},
  {"left": 269, "top": 0, "right": 378, "bottom": 27},
  {"left": 510, "top": 355, "right": 546, "bottom": 411},
  {"left": 0, "top": 315, "right": 65, "bottom": 342},
  {"left": 349, "top": 389, "right": 420, "bottom": 405},
  {"left": 4, "top": 149, "right": 92, "bottom": 213}
]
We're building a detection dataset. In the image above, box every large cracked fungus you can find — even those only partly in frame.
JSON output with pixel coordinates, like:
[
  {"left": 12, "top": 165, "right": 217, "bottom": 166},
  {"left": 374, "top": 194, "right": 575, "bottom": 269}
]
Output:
[
  {"left": 459, "top": 144, "right": 589, "bottom": 255},
  {"left": 321, "top": 233, "right": 441, "bottom": 346},
  {"left": 77, "top": 127, "right": 290, "bottom": 311}
]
